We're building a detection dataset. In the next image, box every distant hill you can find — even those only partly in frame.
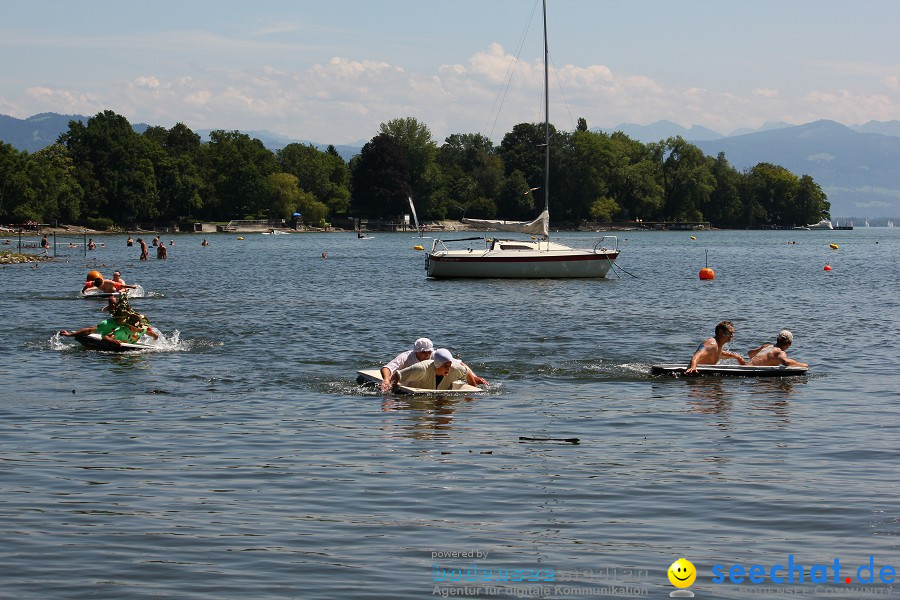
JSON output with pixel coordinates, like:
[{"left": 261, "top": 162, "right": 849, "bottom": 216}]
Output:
[
  {"left": 0, "top": 113, "right": 361, "bottom": 161},
  {"left": 594, "top": 120, "right": 723, "bottom": 142},
  {"left": 0, "top": 112, "right": 88, "bottom": 152},
  {"left": 693, "top": 120, "right": 900, "bottom": 218}
]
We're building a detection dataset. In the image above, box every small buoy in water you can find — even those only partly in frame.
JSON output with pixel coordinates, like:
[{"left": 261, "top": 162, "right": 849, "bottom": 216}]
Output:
[
  {"left": 690, "top": 236, "right": 697, "bottom": 240},
  {"left": 824, "top": 264, "right": 832, "bottom": 271},
  {"left": 830, "top": 243, "right": 839, "bottom": 250},
  {"left": 699, "top": 267, "right": 715, "bottom": 280},
  {"left": 86, "top": 270, "right": 103, "bottom": 281},
  {"left": 414, "top": 245, "right": 424, "bottom": 251},
  {"left": 236, "top": 236, "right": 244, "bottom": 240},
  {"left": 322, "top": 251, "right": 327, "bottom": 259}
]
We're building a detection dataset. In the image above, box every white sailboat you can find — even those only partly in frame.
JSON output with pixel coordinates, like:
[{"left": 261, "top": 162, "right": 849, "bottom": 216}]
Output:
[{"left": 425, "top": 0, "right": 619, "bottom": 279}]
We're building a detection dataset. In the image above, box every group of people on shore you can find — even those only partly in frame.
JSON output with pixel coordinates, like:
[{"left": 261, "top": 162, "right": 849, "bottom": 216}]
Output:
[
  {"left": 686, "top": 321, "right": 807, "bottom": 374},
  {"left": 62, "top": 271, "right": 159, "bottom": 348}
]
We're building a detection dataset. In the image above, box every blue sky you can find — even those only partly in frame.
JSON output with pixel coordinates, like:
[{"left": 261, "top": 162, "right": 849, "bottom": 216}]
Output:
[{"left": 3, "top": 0, "right": 900, "bottom": 145}]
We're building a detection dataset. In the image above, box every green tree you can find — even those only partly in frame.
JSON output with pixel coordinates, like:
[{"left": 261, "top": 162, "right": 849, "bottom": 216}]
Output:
[
  {"left": 792, "top": 174, "right": 830, "bottom": 225},
  {"left": 277, "top": 143, "right": 351, "bottom": 217},
  {"left": 743, "top": 162, "right": 798, "bottom": 226},
  {"left": 560, "top": 129, "right": 615, "bottom": 222},
  {"left": 495, "top": 170, "right": 536, "bottom": 220},
  {"left": 0, "top": 142, "right": 31, "bottom": 221},
  {"left": 350, "top": 133, "right": 411, "bottom": 218},
  {"left": 498, "top": 122, "right": 565, "bottom": 218},
  {"left": 143, "top": 124, "right": 204, "bottom": 221},
  {"left": 202, "top": 130, "right": 277, "bottom": 219},
  {"left": 662, "top": 136, "right": 715, "bottom": 221},
  {"left": 379, "top": 117, "right": 437, "bottom": 210},
  {"left": 436, "top": 133, "right": 504, "bottom": 219},
  {"left": 60, "top": 110, "right": 159, "bottom": 225},
  {"left": 26, "top": 144, "right": 83, "bottom": 223},
  {"left": 704, "top": 153, "right": 743, "bottom": 227}
]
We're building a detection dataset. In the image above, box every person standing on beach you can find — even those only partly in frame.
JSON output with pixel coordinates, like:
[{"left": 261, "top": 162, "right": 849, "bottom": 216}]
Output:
[
  {"left": 748, "top": 330, "right": 808, "bottom": 368},
  {"left": 137, "top": 238, "right": 148, "bottom": 260},
  {"left": 685, "top": 320, "right": 746, "bottom": 374}
]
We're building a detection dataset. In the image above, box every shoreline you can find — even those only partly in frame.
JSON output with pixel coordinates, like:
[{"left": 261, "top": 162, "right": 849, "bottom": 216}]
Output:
[{"left": 3, "top": 221, "right": 713, "bottom": 237}]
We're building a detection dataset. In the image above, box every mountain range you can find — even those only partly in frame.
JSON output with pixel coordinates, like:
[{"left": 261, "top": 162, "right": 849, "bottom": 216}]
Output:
[{"left": 3, "top": 113, "right": 900, "bottom": 217}]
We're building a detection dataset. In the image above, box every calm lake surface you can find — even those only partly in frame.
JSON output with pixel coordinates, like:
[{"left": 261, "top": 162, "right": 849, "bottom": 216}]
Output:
[{"left": 1, "top": 228, "right": 898, "bottom": 599}]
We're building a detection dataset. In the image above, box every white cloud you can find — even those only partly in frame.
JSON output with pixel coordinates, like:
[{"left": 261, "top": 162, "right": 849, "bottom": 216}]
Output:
[
  {"left": 753, "top": 88, "right": 779, "bottom": 98},
  {"left": 8, "top": 43, "right": 900, "bottom": 144}
]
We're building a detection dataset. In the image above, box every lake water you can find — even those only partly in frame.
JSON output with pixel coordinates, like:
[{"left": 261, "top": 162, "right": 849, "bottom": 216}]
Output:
[{"left": 1, "top": 228, "right": 898, "bottom": 599}]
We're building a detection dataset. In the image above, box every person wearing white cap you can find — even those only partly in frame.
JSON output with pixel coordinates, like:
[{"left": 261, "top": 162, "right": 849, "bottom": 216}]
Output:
[
  {"left": 747, "top": 330, "right": 808, "bottom": 367},
  {"left": 379, "top": 337, "right": 435, "bottom": 391},
  {"left": 391, "top": 348, "right": 484, "bottom": 391}
]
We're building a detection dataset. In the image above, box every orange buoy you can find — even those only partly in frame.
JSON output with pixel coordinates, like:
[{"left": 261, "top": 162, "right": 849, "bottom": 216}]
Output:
[
  {"left": 86, "top": 270, "right": 103, "bottom": 281},
  {"left": 824, "top": 264, "right": 832, "bottom": 271},
  {"left": 699, "top": 249, "right": 714, "bottom": 280}
]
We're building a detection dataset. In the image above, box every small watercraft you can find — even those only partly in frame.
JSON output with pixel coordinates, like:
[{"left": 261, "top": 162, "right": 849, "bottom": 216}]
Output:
[
  {"left": 651, "top": 363, "right": 807, "bottom": 377},
  {"left": 81, "top": 285, "right": 144, "bottom": 299},
  {"left": 73, "top": 333, "right": 156, "bottom": 352},
  {"left": 356, "top": 369, "right": 483, "bottom": 395}
]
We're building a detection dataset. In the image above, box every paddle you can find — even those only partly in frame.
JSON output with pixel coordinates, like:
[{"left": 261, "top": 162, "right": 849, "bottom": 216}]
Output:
[{"left": 519, "top": 436, "right": 580, "bottom": 444}]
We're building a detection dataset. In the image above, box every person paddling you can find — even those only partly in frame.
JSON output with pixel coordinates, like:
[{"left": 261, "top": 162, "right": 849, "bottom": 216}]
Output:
[
  {"left": 748, "top": 330, "right": 808, "bottom": 368},
  {"left": 685, "top": 320, "right": 746, "bottom": 375}
]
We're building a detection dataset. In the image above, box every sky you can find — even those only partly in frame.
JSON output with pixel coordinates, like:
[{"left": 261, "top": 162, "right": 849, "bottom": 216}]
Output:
[{"left": 3, "top": 0, "right": 900, "bottom": 146}]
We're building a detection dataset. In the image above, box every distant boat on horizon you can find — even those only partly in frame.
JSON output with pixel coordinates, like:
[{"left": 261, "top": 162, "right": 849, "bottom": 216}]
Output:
[{"left": 807, "top": 219, "right": 833, "bottom": 230}]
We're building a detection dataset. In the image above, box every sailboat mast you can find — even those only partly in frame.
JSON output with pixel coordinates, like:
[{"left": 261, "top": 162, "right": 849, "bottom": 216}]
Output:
[{"left": 542, "top": 0, "right": 550, "bottom": 215}]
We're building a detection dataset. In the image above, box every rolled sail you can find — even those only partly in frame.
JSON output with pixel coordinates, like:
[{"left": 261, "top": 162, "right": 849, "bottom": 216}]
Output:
[{"left": 462, "top": 210, "right": 549, "bottom": 237}]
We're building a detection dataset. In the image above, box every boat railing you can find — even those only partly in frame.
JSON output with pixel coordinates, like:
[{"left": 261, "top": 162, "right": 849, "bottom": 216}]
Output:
[
  {"left": 593, "top": 236, "right": 618, "bottom": 253},
  {"left": 430, "top": 236, "right": 485, "bottom": 254}
]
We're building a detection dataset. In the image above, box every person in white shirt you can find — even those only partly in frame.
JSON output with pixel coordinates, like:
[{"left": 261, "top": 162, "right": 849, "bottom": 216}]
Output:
[{"left": 380, "top": 337, "right": 435, "bottom": 391}]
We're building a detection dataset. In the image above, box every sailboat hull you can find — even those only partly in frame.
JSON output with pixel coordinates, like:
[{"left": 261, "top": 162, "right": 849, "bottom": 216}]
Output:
[{"left": 427, "top": 248, "right": 619, "bottom": 278}]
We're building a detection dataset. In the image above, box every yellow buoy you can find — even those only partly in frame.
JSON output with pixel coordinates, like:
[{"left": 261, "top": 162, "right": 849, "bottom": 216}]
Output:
[
  {"left": 829, "top": 243, "right": 839, "bottom": 250},
  {"left": 413, "top": 245, "right": 424, "bottom": 251},
  {"left": 690, "top": 236, "right": 697, "bottom": 240},
  {"left": 237, "top": 236, "right": 244, "bottom": 240}
]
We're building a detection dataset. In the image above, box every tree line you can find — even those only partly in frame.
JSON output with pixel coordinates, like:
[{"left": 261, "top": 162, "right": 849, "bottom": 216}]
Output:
[{"left": 0, "top": 110, "right": 829, "bottom": 229}]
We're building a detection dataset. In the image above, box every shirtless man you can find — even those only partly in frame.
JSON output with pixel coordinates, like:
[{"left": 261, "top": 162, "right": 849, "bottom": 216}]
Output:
[
  {"left": 747, "top": 330, "right": 808, "bottom": 368},
  {"left": 685, "top": 320, "right": 746, "bottom": 374},
  {"left": 137, "top": 238, "right": 149, "bottom": 260},
  {"left": 81, "top": 277, "right": 136, "bottom": 294}
]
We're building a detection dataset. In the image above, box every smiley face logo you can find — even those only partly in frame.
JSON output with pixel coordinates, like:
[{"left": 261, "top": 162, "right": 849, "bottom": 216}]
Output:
[{"left": 668, "top": 558, "right": 696, "bottom": 588}]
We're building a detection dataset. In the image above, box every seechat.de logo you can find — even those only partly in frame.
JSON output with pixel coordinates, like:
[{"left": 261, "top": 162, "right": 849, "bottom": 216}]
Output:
[{"left": 711, "top": 555, "right": 896, "bottom": 586}]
